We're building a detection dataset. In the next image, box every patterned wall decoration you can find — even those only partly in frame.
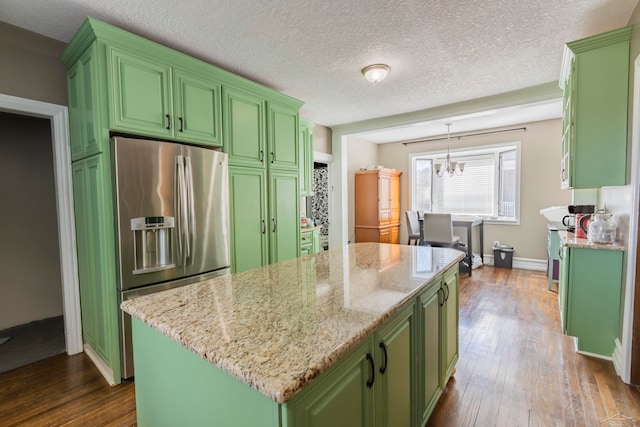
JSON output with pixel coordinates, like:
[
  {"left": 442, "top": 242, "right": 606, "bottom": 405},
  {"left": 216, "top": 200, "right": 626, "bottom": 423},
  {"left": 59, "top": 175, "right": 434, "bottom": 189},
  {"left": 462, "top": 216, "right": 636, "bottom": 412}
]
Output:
[{"left": 312, "top": 166, "right": 329, "bottom": 237}]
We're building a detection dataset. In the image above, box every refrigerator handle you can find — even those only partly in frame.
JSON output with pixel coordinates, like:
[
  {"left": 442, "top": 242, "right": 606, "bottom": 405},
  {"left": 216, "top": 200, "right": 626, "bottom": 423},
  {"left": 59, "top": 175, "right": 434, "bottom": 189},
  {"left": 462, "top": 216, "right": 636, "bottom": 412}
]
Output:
[
  {"left": 176, "top": 155, "right": 189, "bottom": 266},
  {"left": 185, "top": 156, "right": 195, "bottom": 265}
]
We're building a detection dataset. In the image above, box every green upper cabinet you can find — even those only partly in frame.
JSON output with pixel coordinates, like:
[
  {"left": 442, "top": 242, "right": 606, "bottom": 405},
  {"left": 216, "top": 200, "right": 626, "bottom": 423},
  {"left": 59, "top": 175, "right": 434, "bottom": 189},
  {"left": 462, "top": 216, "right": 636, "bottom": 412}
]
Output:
[
  {"left": 67, "top": 44, "right": 102, "bottom": 161},
  {"left": 223, "top": 87, "right": 266, "bottom": 168},
  {"left": 110, "top": 47, "right": 222, "bottom": 146},
  {"left": 173, "top": 69, "right": 222, "bottom": 145},
  {"left": 267, "top": 102, "right": 299, "bottom": 171},
  {"left": 559, "top": 26, "right": 631, "bottom": 189},
  {"left": 299, "top": 117, "right": 314, "bottom": 197}
]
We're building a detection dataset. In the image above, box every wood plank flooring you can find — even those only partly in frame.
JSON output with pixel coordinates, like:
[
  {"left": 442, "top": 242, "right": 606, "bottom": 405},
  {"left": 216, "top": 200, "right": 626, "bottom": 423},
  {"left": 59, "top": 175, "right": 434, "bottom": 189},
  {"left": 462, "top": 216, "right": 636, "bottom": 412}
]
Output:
[
  {"left": 0, "top": 266, "right": 638, "bottom": 426},
  {"left": 428, "top": 267, "right": 640, "bottom": 427}
]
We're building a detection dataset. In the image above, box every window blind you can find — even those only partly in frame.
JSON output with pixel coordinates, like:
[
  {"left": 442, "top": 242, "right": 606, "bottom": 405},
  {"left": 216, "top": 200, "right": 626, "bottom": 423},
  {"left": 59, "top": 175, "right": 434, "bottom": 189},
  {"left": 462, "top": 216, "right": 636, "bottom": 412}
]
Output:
[{"left": 432, "top": 154, "right": 494, "bottom": 215}]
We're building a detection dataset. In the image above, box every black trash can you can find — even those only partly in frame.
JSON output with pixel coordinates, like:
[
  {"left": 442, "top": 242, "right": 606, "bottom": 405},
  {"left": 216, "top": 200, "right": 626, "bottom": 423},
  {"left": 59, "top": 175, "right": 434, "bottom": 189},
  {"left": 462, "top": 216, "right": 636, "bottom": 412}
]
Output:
[{"left": 493, "top": 245, "right": 514, "bottom": 269}]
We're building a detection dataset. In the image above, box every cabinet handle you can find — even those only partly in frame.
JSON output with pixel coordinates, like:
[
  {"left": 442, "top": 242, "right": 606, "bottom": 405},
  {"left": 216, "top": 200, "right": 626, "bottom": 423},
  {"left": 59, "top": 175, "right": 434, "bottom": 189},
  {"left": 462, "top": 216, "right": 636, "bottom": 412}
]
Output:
[
  {"left": 261, "top": 220, "right": 266, "bottom": 234},
  {"left": 366, "top": 353, "right": 375, "bottom": 388},
  {"left": 179, "top": 117, "right": 184, "bottom": 132},
  {"left": 272, "top": 218, "right": 277, "bottom": 233},
  {"left": 379, "top": 342, "right": 388, "bottom": 374},
  {"left": 559, "top": 248, "right": 563, "bottom": 261},
  {"left": 443, "top": 283, "right": 450, "bottom": 301},
  {"left": 438, "top": 288, "right": 445, "bottom": 307},
  {"left": 271, "top": 152, "right": 275, "bottom": 163},
  {"left": 166, "top": 114, "right": 171, "bottom": 130},
  {"left": 259, "top": 150, "right": 264, "bottom": 163}
]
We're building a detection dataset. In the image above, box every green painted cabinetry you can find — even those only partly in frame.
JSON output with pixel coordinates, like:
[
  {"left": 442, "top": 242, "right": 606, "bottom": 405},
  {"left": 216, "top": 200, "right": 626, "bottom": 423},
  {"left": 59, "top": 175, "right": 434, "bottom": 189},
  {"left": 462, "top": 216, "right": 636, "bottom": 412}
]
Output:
[
  {"left": 559, "top": 26, "right": 631, "bottom": 189},
  {"left": 109, "top": 47, "right": 223, "bottom": 146},
  {"left": 268, "top": 171, "right": 301, "bottom": 264},
  {"left": 558, "top": 246, "right": 623, "bottom": 356},
  {"left": 418, "top": 280, "right": 442, "bottom": 422},
  {"left": 229, "top": 166, "right": 269, "bottom": 273},
  {"left": 301, "top": 227, "right": 321, "bottom": 256},
  {"left": 71, "top": 154, "right": 121, "bottom": 381},
  {"left": 442, "top": 267, "right": 459, "bottom": 382},
  {"left": 299, "top": 117, "right": 314, "bottom": 196},
  {"left": 62, "top": 17, "right": 304, "bottom": 380}
]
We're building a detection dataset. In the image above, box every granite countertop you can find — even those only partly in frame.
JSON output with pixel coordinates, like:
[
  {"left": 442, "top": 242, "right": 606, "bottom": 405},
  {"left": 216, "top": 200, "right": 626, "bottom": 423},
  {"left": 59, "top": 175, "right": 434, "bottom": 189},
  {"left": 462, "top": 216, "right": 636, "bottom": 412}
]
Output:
[
  {"left": 300, "top": 225, "right": 322, "bottom": 232},
  {"left": 558, "top": 230, "right": 626, "bottom": 251},
  {"left": 121, "top": 243, "right": 464, "bottom": 404}
]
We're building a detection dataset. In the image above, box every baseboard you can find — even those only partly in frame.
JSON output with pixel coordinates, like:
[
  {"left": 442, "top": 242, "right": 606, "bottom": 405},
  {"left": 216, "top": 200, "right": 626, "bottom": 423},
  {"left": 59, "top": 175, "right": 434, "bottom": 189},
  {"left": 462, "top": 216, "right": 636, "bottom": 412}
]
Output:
[
  {"left": 84, "top": 343, "right": 116, "bottom": 386},
  {"left": 573, "top": 337, "right": 613, "bottom": 361},
  {"left": 612, "top": 338, "right": 624, "bottom": 378},
  {"left": 483, "top": 255, "right": 547, "bottom": 271}
]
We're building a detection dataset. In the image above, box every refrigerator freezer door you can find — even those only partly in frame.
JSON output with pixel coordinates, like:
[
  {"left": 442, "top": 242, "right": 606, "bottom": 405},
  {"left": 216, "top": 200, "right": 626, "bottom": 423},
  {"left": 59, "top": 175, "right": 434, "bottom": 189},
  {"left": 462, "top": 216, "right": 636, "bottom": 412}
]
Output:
[
  {"left": 113, "top": 137, "right": 185, "bottom": 290},
  {"left": 181, "top": 145, "right": 230, "bottom": 276}
]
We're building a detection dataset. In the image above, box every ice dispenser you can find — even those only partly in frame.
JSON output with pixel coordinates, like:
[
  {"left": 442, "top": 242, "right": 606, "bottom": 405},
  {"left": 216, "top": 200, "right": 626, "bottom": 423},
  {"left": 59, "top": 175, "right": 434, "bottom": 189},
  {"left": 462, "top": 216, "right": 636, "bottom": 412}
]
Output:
[{"left": 131, "top": 216, "right": 175, "bottom": 274}]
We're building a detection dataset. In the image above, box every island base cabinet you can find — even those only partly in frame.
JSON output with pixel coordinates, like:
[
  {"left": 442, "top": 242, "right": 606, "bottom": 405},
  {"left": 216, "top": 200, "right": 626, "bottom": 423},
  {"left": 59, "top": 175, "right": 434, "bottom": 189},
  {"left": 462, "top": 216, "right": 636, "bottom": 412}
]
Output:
[
  {"left": 286, "top": 339, "right": 375, "bottom": 427},
  {"left": 132, "top": 318, "right": 281, "bottom": 427},
  {"left": 419, "top": 282, "right": 443, "bottom": 423}
]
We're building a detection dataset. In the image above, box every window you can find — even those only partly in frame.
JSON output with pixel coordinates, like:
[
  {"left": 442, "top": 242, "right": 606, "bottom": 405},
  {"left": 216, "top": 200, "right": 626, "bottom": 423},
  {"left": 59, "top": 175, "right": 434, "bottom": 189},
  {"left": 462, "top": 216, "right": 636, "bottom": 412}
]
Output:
[{"left": 410, "top": 143, "right": 520, "bottom": 222}]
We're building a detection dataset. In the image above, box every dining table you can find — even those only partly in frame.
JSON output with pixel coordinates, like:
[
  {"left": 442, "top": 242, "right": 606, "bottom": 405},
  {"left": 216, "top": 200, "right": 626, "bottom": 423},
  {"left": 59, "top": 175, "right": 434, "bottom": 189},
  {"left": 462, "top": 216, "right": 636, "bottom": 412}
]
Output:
[{"left": 419, "top": 215, "right": 484, "bottom": 277}]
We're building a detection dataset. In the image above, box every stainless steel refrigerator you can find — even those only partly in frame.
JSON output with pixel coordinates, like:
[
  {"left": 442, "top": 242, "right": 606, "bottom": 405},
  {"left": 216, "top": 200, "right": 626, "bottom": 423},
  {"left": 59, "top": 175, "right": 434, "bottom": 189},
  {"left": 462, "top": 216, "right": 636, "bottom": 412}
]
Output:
[{"left": 112, "top": 136, "right": 230, "bottom": 379}]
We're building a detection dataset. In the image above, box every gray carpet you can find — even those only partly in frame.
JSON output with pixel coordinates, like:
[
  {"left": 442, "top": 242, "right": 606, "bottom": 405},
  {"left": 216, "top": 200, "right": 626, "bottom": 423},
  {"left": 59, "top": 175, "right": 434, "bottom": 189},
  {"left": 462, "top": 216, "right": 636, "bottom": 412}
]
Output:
[{"left": 0, "top": 316, "right": 65, "bottom": 374}]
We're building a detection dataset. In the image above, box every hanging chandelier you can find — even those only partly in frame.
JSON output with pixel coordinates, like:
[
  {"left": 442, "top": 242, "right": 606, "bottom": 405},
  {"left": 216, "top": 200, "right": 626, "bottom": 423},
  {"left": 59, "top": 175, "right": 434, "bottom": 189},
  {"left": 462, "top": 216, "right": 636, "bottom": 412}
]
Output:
[{"left": 435, "top": 123, "right": 464, "bottom": 177}]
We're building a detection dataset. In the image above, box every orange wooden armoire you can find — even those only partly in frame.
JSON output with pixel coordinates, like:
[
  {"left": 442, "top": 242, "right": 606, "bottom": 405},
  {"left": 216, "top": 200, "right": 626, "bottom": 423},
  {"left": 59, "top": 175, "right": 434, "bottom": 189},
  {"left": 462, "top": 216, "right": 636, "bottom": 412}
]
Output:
[{"left": 354, "top": 168, "right": 402, "bottom": 244}]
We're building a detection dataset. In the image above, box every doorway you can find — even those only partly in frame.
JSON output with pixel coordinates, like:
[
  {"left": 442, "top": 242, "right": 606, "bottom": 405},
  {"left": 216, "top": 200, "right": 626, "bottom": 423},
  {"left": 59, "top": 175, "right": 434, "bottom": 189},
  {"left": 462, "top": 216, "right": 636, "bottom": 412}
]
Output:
[{"left": 0, "top": 94, "right": 82, "bottom": 361}]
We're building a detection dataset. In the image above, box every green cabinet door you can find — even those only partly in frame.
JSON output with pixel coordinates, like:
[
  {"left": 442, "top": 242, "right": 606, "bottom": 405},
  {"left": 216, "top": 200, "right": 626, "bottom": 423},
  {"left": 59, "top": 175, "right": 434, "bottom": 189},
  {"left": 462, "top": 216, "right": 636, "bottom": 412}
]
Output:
[
  {"left": 268, "top": 171, "right": 300, "bottom": 263},
  {"left": 565, "top": 248, "right": 623, "bottom": 356},
  {"left": 311, "top": 228, "right": 321, "bottom": 254},
  {"left": 418, "top": 281, "right": 443, "bottom": 424},
  {"left": 229, "top": 166, "right": 269, "bottom": 273},
  {"left": 67, "top": 43, "right": 102, "bottom": 161},
  {"left": 173, "top": 70, "right": 222, "bottom": 146},
  {"left": 558, "top": 246, "right": 570, "bottom": 333},
  {"left": 223, "top": 87, "right": 266, "bottom": 167},
  {"left": 287, "top": 339, "right": 374, "bottom": 427},
  {"left": 375, "top": 305, "right": 413, "bottom": 427},
  {"left": 267, "top": 102, "right": 299, "bottom": 171},
  {"left": 561, "top": 26, "right": 631, "bottom": 188},
  {"left": 71, "top": 154, "right": 121, "bottom": 383},
  {"left": 442, "top": 268, "right": 459, "bottom": 382},
  {"left": 109, "top": 47, "right": 173, "bottom": 138}
]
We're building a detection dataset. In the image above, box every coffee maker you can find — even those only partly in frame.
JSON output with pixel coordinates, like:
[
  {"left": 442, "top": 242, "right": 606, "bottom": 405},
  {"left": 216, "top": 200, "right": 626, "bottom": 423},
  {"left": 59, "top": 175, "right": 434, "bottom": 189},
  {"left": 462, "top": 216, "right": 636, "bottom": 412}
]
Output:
[{"left": 562, "top": 205, "right": 595, "bottom": 233}]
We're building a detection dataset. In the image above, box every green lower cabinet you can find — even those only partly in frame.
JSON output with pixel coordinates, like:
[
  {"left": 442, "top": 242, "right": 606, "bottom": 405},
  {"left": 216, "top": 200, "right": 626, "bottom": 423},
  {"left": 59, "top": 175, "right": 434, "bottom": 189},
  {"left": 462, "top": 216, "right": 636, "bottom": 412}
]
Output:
[
  {"left": 71, "top": 154, "right": 121, "bottom": 383},
  {"left": 442, "top": 268, "right": 459, "bottom": 382},
  {"left": 559, "top": 246, "right": 570, "bottom": 333},
  {"left": 418, "top": 281, "right": 442, "bottom": 423},
  {"left": 561, "top": 247, "right": 623, "bottom": 356},
  {"left": 374, "top": 305, "right": 413, "bottom": 427},
  {"left": 228, "top": 166, "right": 269, "bottom": 273},
  {"left": 269, "top": 171, "right": 300, "bottom": 263},
  {"left": 287, "top": 338, "right": 375, "bottom": 427},
  {"left": 301, "top": 228, "right": 321, "bottom": 256}
]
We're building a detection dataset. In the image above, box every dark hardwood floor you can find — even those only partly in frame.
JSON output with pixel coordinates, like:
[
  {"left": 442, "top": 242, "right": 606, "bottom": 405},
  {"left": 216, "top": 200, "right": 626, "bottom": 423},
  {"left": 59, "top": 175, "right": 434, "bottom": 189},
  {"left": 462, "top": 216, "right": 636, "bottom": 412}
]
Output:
[{"left": 0, "top": 266, "right": 638, "bottom": 426}]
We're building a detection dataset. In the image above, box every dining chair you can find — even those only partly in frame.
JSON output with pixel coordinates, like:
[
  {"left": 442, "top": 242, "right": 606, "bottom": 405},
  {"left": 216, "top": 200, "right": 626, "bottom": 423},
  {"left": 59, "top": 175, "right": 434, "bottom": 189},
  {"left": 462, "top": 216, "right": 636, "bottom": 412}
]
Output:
[
  {"left": 421, "top": 213, "right": 461, "bottom": 247},
  {"left": 405, "top": 211, "right": 421, "bottom": 245}
]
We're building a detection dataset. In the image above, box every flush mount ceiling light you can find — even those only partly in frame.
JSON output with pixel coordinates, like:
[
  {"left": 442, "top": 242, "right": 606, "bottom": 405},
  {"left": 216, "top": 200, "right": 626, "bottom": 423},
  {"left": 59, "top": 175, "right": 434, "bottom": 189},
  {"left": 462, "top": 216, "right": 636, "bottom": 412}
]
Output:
[{"left": 362, "top": 64, "right": 390, "bottom": 83}]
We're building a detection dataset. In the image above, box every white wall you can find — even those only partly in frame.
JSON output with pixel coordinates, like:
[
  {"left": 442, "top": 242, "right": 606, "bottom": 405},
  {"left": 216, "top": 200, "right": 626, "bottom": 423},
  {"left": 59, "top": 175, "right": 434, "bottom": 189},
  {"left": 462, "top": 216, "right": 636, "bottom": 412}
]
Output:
[
  {"left": 312, "top": 124, "right": 332, "bottom": 154},
  {"left": 346, "top": 136, "right": 379, "bottom": 243},
  {"left": 0, "top": 112, "right": 63, "bottom": 330}
]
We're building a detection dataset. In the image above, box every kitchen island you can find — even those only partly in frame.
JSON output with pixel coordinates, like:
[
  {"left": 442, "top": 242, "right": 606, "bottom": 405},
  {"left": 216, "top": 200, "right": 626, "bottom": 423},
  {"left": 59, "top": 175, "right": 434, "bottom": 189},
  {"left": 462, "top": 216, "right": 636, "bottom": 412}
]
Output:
[{"left": 122, "top": 243, "right": 464, "bottom": 426}]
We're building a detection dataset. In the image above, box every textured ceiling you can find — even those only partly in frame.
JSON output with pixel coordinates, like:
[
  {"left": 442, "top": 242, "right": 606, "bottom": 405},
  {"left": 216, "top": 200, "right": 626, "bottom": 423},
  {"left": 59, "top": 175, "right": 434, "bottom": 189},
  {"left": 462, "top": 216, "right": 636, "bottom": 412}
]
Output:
[{"left": 0, "top": 0, "right": 637, "bottom": 129}]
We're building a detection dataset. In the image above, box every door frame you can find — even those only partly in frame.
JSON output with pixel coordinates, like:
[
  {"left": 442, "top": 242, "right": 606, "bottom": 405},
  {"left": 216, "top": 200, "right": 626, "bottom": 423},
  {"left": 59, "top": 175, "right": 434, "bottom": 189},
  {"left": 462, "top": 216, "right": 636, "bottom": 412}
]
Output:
[{"left": 0, "top": 93, "right": 82, "bottom": 355}]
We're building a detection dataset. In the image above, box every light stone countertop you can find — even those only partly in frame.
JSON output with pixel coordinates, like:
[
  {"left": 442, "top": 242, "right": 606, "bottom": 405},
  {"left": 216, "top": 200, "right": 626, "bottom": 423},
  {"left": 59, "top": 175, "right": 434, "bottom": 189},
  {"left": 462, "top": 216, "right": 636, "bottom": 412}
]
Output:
[
  {"left": 121, "top": 242, "right": 464, "bottom": 404},
  {"left": 300, "top": 225, "right": 322, "bottom": 232},
  {"left": 558, "top": 230, "right": 626, "bottom": 251}
]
